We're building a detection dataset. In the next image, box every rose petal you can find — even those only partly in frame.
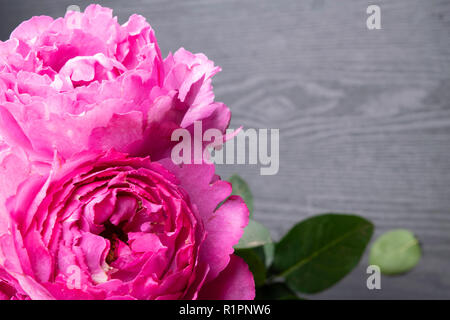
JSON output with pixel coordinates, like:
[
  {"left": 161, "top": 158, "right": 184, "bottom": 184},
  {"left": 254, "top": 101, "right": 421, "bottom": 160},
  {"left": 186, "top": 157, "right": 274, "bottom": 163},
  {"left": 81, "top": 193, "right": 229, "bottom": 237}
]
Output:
[{"left": 198, "top": 255, "right": 255, "bottom": 300}]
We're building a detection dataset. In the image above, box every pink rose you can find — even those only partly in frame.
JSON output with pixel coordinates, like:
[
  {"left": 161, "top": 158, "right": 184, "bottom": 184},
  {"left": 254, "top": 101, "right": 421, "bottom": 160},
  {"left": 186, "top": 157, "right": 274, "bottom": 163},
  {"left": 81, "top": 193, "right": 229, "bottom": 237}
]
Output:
[
  {"left": 0, "top": 4, "right": 230, "bottom": 161},
  {"left": 0, "top": 151, "right": 254, "bottom": 300}
]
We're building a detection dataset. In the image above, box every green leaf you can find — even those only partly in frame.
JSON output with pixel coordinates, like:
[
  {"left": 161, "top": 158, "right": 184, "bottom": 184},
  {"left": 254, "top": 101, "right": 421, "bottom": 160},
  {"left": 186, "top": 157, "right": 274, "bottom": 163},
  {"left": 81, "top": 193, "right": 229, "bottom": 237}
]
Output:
[
  {"left": 235, "top": 248, "right": 266, "bottom": 287},
  {"left": 228, "top": 174, "right": 254, "bottom": 217},
  {"left": 263, "top": 242, "right": 275, "bottom": 267},
  {"left": 235, "top": 219, "right": 272, "bottom": 249},
  {"left": 369, "top": 229, "right": 421, "bottom": 275},
  {"left": 273, "top": 214, "right": 374, "bottom": 294},
  {"left": 252, "top": 242, "right": 275, "bottom": 269},
  {"left": 255, "top": 283, "right": 301, "bottom": 300}
]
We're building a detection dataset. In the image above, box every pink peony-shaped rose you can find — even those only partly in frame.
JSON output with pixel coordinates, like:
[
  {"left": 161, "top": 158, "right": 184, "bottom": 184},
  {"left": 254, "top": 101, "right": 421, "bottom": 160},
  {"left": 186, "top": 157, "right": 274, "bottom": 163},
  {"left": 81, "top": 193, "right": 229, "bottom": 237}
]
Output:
[
  {"left": 0, "top": 4, "right": 230, "bottom": 161},
  {"left": 0, "top": 150, "right": 254, "bottom": 300}
]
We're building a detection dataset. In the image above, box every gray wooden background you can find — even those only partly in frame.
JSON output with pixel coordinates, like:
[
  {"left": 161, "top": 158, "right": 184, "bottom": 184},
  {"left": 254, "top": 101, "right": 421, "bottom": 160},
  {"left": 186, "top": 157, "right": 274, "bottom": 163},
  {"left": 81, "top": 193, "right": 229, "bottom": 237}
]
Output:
[{"left": 1, "top": 0, "right": 449, "bottom": 299}]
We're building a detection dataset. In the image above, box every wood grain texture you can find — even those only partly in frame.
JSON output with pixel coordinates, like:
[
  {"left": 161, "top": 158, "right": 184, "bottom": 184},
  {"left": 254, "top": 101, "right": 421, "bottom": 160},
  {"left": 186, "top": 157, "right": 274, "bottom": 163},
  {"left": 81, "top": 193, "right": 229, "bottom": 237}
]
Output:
[{"left": 1, "top": 0, "right": 449, "bottom": 299}]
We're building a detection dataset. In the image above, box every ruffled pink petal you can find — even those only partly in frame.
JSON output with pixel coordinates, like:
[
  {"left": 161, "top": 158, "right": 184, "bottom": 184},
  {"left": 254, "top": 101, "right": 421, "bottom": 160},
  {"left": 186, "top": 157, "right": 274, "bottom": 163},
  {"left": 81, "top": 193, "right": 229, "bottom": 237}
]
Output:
[
  {"left": 23, "top": 230, "right": 53, "bottom": 282},
  {"left": 79, "top": 233, "right": 110, "bottom": 284},
  {"left": 0, "top": 267, "right": 28, "bottom": 300},
  {"left": 10, "top": 16, "right": 54, "bottom": 45},
  {"left": 198, "top": 255, "right": 255, "bottom": 300},
  {"left": 0, "top": 105, "right": 33, "bottom": 152},
  {"left": 89, "top": 111, "right": 144, "bottom": 155},
  {"left": 158, "top": 160, "right": 249, "bottom": 280},
  {"left": 200, "top": 196, "right": 249, "bottom": 280},
  {"left": 0, "top": 148, "right": 31, "bottom": 235},
  {"left": 8, "top": 272, "right": 54, "bottom": 300}
]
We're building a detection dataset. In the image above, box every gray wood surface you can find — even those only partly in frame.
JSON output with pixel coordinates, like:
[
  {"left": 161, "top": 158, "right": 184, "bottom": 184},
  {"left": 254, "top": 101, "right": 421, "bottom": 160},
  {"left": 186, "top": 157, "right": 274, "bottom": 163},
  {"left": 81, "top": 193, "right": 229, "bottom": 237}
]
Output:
[{"left": 1, "top": 0, "right": 449, "bottom": 299}]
